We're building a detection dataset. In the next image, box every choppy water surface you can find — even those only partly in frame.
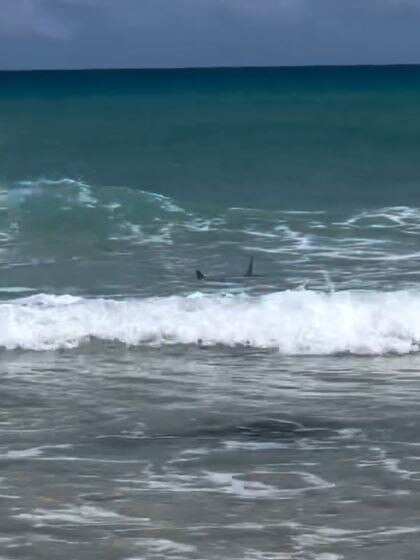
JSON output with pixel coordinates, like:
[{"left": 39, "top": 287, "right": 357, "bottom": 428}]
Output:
[
  {"left": 2, "top": 67, "right": 420, "bottom": 559},
  {"left": 3, "top": 349, "right": 420, "bottom": 559}
]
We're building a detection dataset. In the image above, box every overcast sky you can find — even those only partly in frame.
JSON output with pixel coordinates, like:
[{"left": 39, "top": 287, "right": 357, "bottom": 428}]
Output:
[{"left": 1, "top": 0, "right": 420, "bottom": 70}]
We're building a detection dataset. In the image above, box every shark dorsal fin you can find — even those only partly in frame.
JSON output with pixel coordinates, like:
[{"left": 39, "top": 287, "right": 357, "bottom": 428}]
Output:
[
  {"left": 244, "top": 256, "right": 254, "bottom": 277},
  {"left": 196, "top": 269, "right": 206, "bottom": 280}
]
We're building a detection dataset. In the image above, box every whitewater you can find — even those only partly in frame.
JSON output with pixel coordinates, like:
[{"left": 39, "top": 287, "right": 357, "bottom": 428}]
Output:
[{"left": 3, "top": 290, "right": 420, "bottom": 354}]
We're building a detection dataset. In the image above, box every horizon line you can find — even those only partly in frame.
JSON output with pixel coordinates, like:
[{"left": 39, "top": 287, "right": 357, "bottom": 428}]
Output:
[{"left": 1, "top": 62, "right": 420, "bottom": 73}]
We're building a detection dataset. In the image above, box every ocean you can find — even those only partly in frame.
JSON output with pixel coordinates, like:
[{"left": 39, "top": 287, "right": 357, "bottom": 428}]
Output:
[{"left": 1, "top": 65, "right": 420, "bottom": 559}]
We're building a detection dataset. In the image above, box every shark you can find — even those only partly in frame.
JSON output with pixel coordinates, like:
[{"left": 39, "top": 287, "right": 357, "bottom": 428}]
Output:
[{"left": 196, "top": 257, "right": 262, "bottom": 281}]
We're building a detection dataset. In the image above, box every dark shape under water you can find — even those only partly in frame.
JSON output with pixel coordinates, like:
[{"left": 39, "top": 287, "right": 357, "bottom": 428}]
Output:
[{"left": 155, "top": 416, "right": 339, "bottom": 442}]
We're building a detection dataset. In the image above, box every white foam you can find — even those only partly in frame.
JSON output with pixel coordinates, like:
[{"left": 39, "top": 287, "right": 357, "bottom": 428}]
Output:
[
  {"left": 342, "top": 206, "right": 420, "bottom": 228},
  {"left": 241, "top": 551, "right": 290, "bottom": 560},
  {"left": 291, "top": 471, "right": 334, "bottom": 490},
  {"left": 223, "top": 441, "right": 288, "bottom": 451},
  {"left": 140, "top": 190, "right": 185, "bottom": 214},
  {"left": 2, "top": 444, "right": 73, "bottom": 460},
  {"left": 3, "top": 447, "right": 43, "bottom": 459},
  {"left": 14, "top": 505, "right": 147, "bottom": 527},
  {"left": 11, "top": 178, "right": 98, "bottom": 207},
  {"left": 2, "top": 289, "right": 420, "bottom": 354},
  {"left": 205, "top": 471, "right": 278, "bottom": 499},
  {"left": 133, "top": 539, "right": 196, "bottom": 554}
]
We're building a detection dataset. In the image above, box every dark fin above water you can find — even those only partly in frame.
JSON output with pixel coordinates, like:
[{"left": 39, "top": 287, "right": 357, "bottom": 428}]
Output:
[
  {"left": 244, "top": 256, "right": 254, "bottom": 277},
  {"left": 196, "top": 269, "right": 206, "bottom": 280}
]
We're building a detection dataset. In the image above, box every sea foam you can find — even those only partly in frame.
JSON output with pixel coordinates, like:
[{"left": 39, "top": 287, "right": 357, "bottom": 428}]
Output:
[{"left": 1, "top": 290, "right": 420, "bottom": 354}]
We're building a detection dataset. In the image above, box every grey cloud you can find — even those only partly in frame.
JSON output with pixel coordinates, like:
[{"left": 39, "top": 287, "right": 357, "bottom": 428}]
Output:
[
  {"left": 0, "top": 0, "right": 96, "bottom": 39},
  {"left": 1, "top": 0, "right": 420, "bottom": 69}
]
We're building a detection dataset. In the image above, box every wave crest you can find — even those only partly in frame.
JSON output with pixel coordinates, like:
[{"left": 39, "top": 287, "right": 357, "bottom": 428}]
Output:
[{"left": 2, "top": 290, "right": 420, "bottom": 354}]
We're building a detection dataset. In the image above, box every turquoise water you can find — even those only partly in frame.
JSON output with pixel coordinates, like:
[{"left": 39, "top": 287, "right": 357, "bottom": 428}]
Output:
[
  {"left": 2, "top": 66, "right": 420, "bottom": 210},
  {"left": 2, "top": 66, "right": 420, "bottom": 559}
]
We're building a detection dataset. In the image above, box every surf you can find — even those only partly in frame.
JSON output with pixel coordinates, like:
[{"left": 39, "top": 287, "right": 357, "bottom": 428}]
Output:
[{"left": 2, "top": 289, "right": 420, "bottom": 354}]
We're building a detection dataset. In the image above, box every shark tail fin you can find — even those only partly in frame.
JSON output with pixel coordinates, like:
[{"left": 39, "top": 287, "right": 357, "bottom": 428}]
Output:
[
  {"left": 244, "top": 256, "right": 254, "bottom": 277},
  {"left": 196, "top": 269, "right": 206, "bottom": 280}
]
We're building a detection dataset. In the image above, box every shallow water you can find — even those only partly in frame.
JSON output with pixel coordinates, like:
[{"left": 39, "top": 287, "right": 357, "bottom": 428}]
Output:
[{"left": 2, "top": 349, "right": 420, "bottom": 559}]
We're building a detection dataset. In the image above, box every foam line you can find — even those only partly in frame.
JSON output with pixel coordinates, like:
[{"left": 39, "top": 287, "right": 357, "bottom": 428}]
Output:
[{"left": 2, "top": 290, "right": 420, "bottom": 354}]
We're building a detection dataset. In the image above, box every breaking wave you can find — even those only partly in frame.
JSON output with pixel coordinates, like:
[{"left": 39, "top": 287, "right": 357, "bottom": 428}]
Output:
[
  {"left": 2, "top": 290, "right": 420, "bottom": 354},
  {"left": 4, "top": 177, "right": 420, "bottom": 293},
  {"left": 5, "top": 178, "right": 189, "bottom": 248}
]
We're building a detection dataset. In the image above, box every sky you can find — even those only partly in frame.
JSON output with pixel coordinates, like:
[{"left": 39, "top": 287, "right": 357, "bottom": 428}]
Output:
[{"left": 1, "top": 0, "right": 420, "bottom": 70}]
